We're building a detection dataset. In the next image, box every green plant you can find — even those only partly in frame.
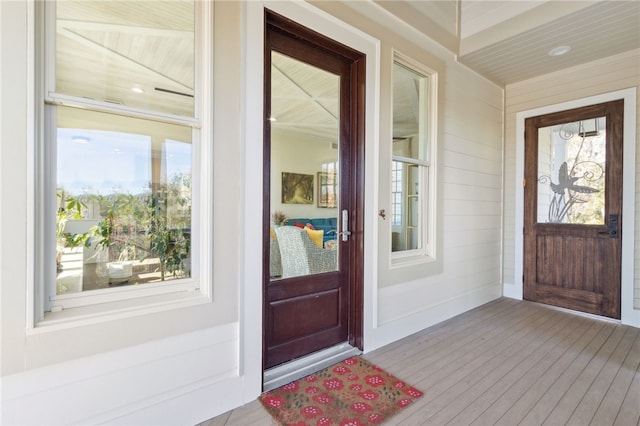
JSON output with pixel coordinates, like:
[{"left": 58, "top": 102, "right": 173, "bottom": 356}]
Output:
[
  {"left": 57, "top": 172, "right": 191, "bottom": 282},
  {"left": 56, "top": 190, "right": 90, "bottom": 247},
  {"left": 85, "top": 187, "right": 190, "bottom": 281},
  {"left": 148, "top": 191, "right": 190, "bottom": 281}
]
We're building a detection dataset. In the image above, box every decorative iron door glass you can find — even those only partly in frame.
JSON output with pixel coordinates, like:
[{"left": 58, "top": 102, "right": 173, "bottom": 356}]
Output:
[
  {"left": 269, "top": 52, "right": 340, "bottom": 280},
  {"left": 537, "top": 117, "right": 606, "bottom": 225}
]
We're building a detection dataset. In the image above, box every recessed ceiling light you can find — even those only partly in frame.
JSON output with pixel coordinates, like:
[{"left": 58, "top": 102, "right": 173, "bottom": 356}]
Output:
[
  {"left": 131, "top": 87, "right": 144, "bottom": 94},
  {"left": 548, "top": 45, "right": 572, "bottom": 57},
  {"left": 72, "top": 136, "right": 89, "bottom": 144},
  {"left": 269, "top": 116, "right": 277, "bottom": 122}
]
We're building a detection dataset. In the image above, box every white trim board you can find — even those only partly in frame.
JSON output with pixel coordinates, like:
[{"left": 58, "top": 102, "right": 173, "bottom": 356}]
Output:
[
  {"left": 242, "top": 0, "right": 381, "bottom": 399},
  {"left": 507, "top": 88, "right": 639, "bottom": 328},
  {"left": 0, "top": 323, "right": 240, "bottom": 425}
]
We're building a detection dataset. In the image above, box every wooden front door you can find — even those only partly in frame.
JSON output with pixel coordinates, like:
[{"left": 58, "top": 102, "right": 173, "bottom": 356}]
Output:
[
  {"left": 263, "top": 11, "right": 365, "bottom": 370},
  {"left": 524, "top": 100, "right": 624, "bottom": 319}
]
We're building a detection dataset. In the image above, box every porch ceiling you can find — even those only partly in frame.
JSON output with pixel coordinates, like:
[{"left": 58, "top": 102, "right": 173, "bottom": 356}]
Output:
[
  {"left": 56, "top": 1, "right": 640, "bottom": 141},
  {"left": 365, "top": 0, "right": 640, "bottom": 86}
]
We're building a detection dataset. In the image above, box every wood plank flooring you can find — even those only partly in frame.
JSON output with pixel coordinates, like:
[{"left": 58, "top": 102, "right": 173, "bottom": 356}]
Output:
[{"left": 200, "top": 298, "right": 640, "bottom": 425}]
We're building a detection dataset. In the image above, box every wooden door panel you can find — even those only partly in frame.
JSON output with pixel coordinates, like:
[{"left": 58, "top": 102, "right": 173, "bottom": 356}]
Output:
[
  {"left": 534, "top": 234, "right": 609, "bottom": 288},
  {"left": 263, "top": 11, "right": 365, "bottom": 371},
  {"left": 266, "top": 274, "right": 340, "bottom": 300},
  {"left": 534, "top": 285, "right": 603, "bottom": 314},
  {"left": 524, "top": 100, "right": 623, "bottom": 319},
  {"left": 269, "top": 289, "right": 341, "bottom": 345},
  {"left": 266, "top": 290, "right": 347, "bottom": 367}
]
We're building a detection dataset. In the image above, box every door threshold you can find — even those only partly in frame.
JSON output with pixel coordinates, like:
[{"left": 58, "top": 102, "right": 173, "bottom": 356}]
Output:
[{"left": 263, "top": 343, "right": 361, "bottom": 391}]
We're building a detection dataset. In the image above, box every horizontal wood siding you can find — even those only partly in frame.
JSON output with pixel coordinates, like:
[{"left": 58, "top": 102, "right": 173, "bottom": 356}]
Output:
[
  {"left": 2, "top": 323, "right": 242, "bottom": 425},
  {"left": 503, "top": 49, "right": 640, "bottom": 309}
]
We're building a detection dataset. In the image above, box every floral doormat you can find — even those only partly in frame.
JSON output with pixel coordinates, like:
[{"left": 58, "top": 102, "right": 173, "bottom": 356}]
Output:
[{"left": 259, "top": 356, "right": 423, "bottom": 425}]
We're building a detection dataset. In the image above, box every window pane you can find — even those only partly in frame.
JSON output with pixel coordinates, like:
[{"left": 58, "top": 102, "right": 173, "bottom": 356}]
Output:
[
  {"left": 392, "top": 59, "right": 429, "bottom": 254},
  {"left": 391, "top": 161, "right": 421, "bottom": 252},
  {"left": 269, "top": 52, "right": 340, "bottom": 280},
  {"left": 55, "top": 107, "right": 192, "bottom": 295},
  {"left": 536, "top": 117, "right": 606, "bottom": 224},
  {"left": 55, "top": 1, "right": 195, "bottom": 116},
  {"left": 392, "top": 62, "right": 428, "bottom": 162}
]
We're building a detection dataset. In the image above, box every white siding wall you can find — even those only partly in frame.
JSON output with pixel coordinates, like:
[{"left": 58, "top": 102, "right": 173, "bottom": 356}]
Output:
[
  {"left": 309, "top": 1, "right": 505, "bottom": 350},
  {"left": 503, "top": 49, "right": 640, "bottom": 310},
  {"left": 1, "top": 0, "right": 506, "bottom": 424},
  {"left": 373, "top": 64, "right": 503, "bottom": 346}
]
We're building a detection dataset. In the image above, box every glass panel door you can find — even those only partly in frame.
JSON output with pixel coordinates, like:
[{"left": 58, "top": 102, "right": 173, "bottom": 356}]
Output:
[
  {"left": 537, "top": 117, "right": 606, "bottom": 224},
  {"left": 269, "top": 52, "right": 340, "bottom": 280}
]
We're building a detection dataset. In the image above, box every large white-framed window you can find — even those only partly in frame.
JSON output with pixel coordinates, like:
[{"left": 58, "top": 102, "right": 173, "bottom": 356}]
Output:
[
  {"left": 35, "top": 0, "right": 211, "bottom": 319},
  {"left": 390, "top": 53, "right": 436, "bottom": 265}
]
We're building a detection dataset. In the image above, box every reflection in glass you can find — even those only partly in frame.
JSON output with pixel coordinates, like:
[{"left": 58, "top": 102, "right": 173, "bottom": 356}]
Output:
[
  {"left": 56, "top": 1, "right": 195, "bottom": 117},
  {"left": 391, "top": 61, "right": 429, "bottom": 252},
  {"left": 537, "top": 117, "right": 606, "bottom": 224},
  {"left": 391, "top": 161, "right": 421, "bottom": 251},
  {"left": 269, "top": 52, "right": 340, "bottom": 280},
  {"left": 55, "top": 107, "right": 192, "bottom": 295}
]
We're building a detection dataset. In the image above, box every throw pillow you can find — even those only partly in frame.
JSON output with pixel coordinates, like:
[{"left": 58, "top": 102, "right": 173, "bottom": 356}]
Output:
[{"left": 304, "top": 226, "right": 324, "bottom": 248}]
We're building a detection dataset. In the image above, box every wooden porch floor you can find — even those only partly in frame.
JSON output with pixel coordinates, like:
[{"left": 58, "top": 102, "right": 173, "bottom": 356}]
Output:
[{"left": 200, "top": 298, "right": 640, "bottom": 425}]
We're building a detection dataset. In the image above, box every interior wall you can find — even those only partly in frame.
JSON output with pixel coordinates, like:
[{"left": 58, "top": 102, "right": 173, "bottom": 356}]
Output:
[
  {"left": 270, "top": 129, "right": 338, "bottom": 220},
  {"left": 502, "top": 49, "right": 640, "bottom": 312}
]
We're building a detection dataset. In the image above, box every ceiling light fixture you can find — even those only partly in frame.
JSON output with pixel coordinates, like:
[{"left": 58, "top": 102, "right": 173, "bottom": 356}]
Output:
[
  {"left": 72, "top": 136, "right": 90, "bottom": 144},
  {"left": 547, "top": 45, "right": 572, "bottom": 57},
  {"left": 131, "top": 87, "right": 144, "bottom": 94},
  {"left": 269, "top": 116, "right": 277, "bottom": 122}
]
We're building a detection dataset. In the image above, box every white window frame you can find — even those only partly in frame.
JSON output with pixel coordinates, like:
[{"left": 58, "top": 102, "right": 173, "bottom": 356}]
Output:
[
  {"left": 32, "top": 1, "right": 213, "bottom": 324},
  {"left": 390, "top": 52, "right": 437, "bottom": 267},
  {"left": 391, "top": 160, "right": 403, "bottom": 226}
]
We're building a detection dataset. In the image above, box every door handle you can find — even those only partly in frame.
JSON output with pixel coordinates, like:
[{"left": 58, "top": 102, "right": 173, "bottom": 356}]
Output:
[
  {"left": 338, "top": 209, "right": 351, "bottom": 242},
  {"left": 599, "top": 214, "right": 619, "bottom": 238},
  {"left": 608, "top": 214, "right": 619, "bottom": 238}
]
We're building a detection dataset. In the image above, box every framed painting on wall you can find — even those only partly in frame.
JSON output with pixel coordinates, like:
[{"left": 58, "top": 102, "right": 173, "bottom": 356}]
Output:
[{"left": 282, "top": 172, "right": 314, "bottom": 204}]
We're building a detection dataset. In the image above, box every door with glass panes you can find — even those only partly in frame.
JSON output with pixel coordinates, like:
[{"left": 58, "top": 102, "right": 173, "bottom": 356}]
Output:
[
  {"left": 523, "top": 100, "right": 623, "bottom": 319},
  {"left": 263, "top": 11, "right": 365, "bottom": 370}
]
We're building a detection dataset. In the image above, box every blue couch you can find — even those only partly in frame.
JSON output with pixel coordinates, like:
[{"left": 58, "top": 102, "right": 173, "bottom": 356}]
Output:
[{"left": 285, "top": 217, "right": 337, "bottom": 243}]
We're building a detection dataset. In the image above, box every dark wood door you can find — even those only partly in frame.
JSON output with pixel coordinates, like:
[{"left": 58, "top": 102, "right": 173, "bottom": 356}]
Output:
[
  {"left": 263, "top": 11, "right": 365, "bottom": 370},
  {"left": 524, "top": 100, "right": 624, "bottom": 319}
]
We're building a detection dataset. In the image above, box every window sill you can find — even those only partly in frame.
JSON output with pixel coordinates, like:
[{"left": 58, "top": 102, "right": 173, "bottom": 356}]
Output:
[
  {"left": 380, "top": 252, "right": 442, "bottom": 287},
  {"left": 31, "top": 290, "right": 210, "bottom": 334},
  {"left": 390, "top": 253, "right": 435, "bottom": 269}
]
